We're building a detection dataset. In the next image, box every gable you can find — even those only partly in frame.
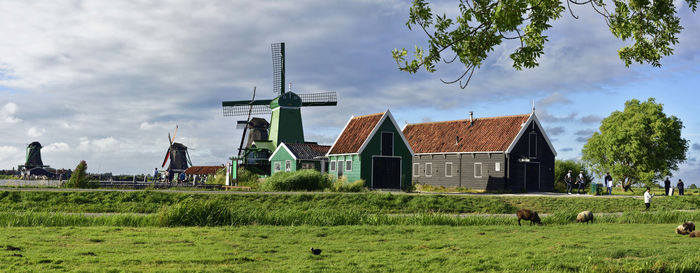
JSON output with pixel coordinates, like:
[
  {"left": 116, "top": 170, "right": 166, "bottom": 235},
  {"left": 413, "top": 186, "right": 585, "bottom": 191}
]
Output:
[
  {"left": 506, "top": 113, "right": 557, "bottom": 156},
  {"left": 269, "top": 143, "right": 296, "bottom": 162},
  {"left": 327, "top": 113, "right": 383, "bottom": 154},
  {"left": 403, "top": 114, "right": 530, "bottom": 153}
]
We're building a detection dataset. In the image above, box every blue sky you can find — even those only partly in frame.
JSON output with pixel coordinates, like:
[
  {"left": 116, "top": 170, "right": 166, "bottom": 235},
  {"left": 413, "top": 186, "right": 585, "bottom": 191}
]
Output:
[{"left": 0, "top": 1, "right": 698, "bottom": 184}]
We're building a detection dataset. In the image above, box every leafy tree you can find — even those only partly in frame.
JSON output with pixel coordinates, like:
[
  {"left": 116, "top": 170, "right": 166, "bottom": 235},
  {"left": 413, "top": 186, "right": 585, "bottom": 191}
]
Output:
[
  {"left": 64, "top": 160, "right": 97, "bottom": 188},
  {"left": 554, "top": 159, "right": 593, "bottom": 192},
  {"left": 689, "top": 184, "right": 697, "bottom": 189},
  {"left": 582, "top": 98, "right": 688, "bottom": 190},
  {"left": 392, "top": 0, "right": 697, "bottom": 88}
]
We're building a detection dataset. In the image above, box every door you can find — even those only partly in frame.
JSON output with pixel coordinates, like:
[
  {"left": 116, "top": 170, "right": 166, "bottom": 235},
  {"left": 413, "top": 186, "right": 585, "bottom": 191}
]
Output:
[
  {"left": 526, "top": 163, "right": 540, "bottom": 191},
  {"left": 337, "top": 159, "right": 344, "bottom": 177},
  {"left": 372, "top": 157, "right": 401, "bottom": 189}
]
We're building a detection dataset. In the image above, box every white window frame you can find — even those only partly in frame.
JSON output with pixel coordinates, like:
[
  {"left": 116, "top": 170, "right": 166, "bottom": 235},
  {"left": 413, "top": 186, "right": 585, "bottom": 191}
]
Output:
[
  {"left": 274, "top": 162, "right": 281, "bottom": 172},
  {"left": 425, "top": 163, "right": 432, "bottom": 177},
  {"left": 474, "top": 162, "right": 482, "bottom": 178},
  {"left": 495, "top": 162, "right": 501, "bottom": 172},
  {"left": 285, "top": 160, "right": 292, "bottom": 172},
  {"left": 330, "top": 160, "right": 336, "bottom": 172},
  {"left": 413, "top": 163, "right": 420, "bottom": 177},
  {"left": 346, "top": 160, "right": 352, "bottom": 172},
  {"left": 445, "top": 162, "right": 453, "bottom": 177}
]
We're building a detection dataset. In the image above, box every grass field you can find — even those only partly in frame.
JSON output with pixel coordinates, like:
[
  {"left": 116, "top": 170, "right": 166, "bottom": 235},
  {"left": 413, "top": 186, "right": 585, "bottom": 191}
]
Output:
[
  {"left": 1, "top": 224, "right": 699, "bottom": 272},
  {"left": 1, "top": 190, "right": 699, "bottom": 272},
  {"left": 2, "top": 190, "right": 700, "bottom": 214}
]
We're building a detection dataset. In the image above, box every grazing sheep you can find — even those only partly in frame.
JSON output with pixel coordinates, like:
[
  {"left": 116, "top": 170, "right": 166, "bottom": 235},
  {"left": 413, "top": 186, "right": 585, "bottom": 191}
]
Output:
[
  {"left": 517, "top": 209, "right": 542, "bottom": 226},
  {"left": 689, "top": 231, "right": 700, "bottom": 238},
  {"left": 675, "top": 221, "right": 695, "bottom": 235},
  {"left": 576, "top": 211, "right": 594, "bottom": 224}
]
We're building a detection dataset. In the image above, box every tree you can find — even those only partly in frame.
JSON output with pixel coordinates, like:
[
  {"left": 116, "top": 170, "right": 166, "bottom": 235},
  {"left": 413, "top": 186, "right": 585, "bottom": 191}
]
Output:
[
  {"left": 554, "top": 159, "right": 594, "bottom": 192},
  {"left": 582, "top": 98, "right": 688, "bottom": 190},
  {"left": 64, "top": 160, "right": 97, "bottom": 188},
  {"left": 392, "top": 0, "right": 698, "bottom": 88}
]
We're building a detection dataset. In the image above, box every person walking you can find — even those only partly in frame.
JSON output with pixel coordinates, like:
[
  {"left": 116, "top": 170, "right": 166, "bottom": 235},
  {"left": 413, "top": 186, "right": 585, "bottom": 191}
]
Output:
[
  {"left": 152, "top": 168, "right": 158, "bottom": 182},
  {"left": 644, "top": 187, "right": 654, "bottom": 210},
  {"left": 565, "top": 170, "right": 573, "bottom": 195},
  {"left": 664, "top": 177, "right": 671, "bottom": 196},
  {"left": 604, "top": 172, "right": 613, "bottom": 195},
  {"left": 677, "top": 179, "right": 685, "bottom": 196},
  {"left": 577, "top": 171, "right": 585, "bottom": 195}
]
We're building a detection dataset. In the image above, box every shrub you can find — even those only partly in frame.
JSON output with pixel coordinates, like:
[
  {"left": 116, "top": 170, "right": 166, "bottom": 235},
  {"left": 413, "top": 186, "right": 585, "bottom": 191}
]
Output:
[
  {"left": 63, "top": 161, "right": 98, "bottom": 189},
  {"left": 330, "top": 177, "right": 367, "bottom": 192},
  {"left": 260, "top": 170, "right": 331, "bottom": 191}
]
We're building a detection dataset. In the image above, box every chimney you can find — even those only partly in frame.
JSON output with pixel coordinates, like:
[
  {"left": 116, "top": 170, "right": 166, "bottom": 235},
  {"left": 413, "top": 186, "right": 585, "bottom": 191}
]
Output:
[
  {"left": 455, "top": 136, "right": 459, "bottom": 145},
  {"left": 469, "top": 111, "right": 474, "bottom": 125}
]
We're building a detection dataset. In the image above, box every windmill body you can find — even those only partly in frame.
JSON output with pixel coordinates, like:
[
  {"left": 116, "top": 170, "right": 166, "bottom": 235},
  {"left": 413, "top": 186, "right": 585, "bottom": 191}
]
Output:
[
  {"left": 222, "top": 43, "right": 337, "bottom": 173},
  {"left": 18, "top": 141, "right": 50, "bottom": 171}
]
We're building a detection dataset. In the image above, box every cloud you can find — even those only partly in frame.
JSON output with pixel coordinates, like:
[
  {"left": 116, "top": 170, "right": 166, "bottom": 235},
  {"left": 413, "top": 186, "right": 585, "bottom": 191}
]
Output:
[
  {"left": 0, "top": 146, "right": 19, "bottom": 161},
  {"left": 27, "top": 127, "right": 45, "bottom": 138},
  {"left": 580, "top": 115, "right": 602, "bottom": 124},
  {"left": 537, "top": 92, "right": 572, "bottom": 108},
  {"left": 560, "top": 147, "right": 574, "bottom": 152},
  {"left": 43, "top": 142, "right": 70, "bottom": 152},
  {"left": 547, "top": 126, "right": 565, "bottom": 136},
  {"left": 693, "top": 143, "right": 700, "bottom": 151},
  {"left": 575, "top": 137, "right": 590, "bottom": 143},
  {"left": 574, "top": 129, "right": 596, "bottom": 136},
  {"left": 0, "top": 102, "right": 21, "bottom": 123}
]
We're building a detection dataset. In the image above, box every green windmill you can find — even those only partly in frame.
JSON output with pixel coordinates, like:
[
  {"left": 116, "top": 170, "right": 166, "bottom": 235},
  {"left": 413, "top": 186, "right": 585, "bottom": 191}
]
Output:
[{"left": 222, "top": 43, "right": 337, "bottom": 172}]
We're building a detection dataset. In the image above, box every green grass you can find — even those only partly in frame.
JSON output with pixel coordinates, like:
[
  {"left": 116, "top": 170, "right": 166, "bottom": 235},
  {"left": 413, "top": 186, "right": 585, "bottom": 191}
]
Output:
[
  {"left": 1, "top": 190, "right": 700, "bottom": 215},
  {"left": 0, "top": 224, "right": 698, "bottom": 272}
]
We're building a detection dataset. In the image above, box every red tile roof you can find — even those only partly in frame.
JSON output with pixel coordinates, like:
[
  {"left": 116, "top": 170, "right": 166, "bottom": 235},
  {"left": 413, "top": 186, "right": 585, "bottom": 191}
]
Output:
[
  {"left": 328, "top": 112, "right": 384, "bottom": 154},
  {"left": 184, "top": 166, "right": 224, "bottom": 175},
  {"left": 402, "top": 114, "right": 530, "bottom": 153}
]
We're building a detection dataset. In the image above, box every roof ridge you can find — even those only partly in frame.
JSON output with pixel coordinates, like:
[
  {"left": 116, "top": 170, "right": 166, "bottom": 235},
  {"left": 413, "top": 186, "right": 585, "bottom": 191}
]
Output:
[
  {"left": 405, "top": 113, "right": 529, "bottom": 126},
  {"left": 353, "top": 112, "right": 384, "bottom": 119}
]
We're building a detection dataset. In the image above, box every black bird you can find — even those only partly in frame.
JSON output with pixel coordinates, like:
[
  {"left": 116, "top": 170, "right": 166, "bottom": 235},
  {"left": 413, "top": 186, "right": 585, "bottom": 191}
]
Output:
[
  {"left": 5, "top": 245, "right": 21, "bottom": 251},
  {"left": 310, "top": 248, "right": 322, "bottom": 255}
]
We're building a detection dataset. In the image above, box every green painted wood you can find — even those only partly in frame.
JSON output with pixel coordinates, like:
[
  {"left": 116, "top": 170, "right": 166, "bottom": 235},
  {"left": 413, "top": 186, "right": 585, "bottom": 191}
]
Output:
[
  {"left": 327, "top": 155, "right": 362, "bottom": 182},
  {"left": 359, "top": 117, "right": 413, "bottom": 189},
  {"left": 269, "top": 146, "right": 296, "bottom": 175},
  {"left": 269, "top": 107, "right": 304, "bottom": 147}
]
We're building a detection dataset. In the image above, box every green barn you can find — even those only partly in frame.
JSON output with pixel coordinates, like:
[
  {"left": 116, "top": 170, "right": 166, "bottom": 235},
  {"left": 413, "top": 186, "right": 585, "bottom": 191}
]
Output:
[
  {"left": 326, "top": 111, "right": 414, "bottom": 189},
  {"left": 269, "top": 142, "right": 330, "bottom": 175}
]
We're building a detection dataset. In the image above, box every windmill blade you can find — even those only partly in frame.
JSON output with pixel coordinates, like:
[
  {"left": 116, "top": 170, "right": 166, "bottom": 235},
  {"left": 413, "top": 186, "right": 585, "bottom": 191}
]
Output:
[
  {"left": 222, "top": 100, "right": 272, "bottom": 116},
  {"left": 171, "top": 125, "right": 178, "bottom": 144},
  {"left": 298, "top": 92, "right": 337, "bottom": 106},
  {"left": 271, "top": 42, "right": 285, "bottom": 95},
  {"left": 186, "top": 149, "right": 193, "bottom": 167},
  {"left": 168, "top": 133, "right": 172, "bottom": 146},
  {"left": 161, "top": 149, "right": 170, "bottom": 168}
]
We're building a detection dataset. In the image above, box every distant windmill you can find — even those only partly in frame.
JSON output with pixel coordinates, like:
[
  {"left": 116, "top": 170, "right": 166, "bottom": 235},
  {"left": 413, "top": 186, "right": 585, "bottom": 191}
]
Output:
[
  {"left": 18, "top": 141, "right": 50, "bottom": 171},
  {"left": 161, "top": 125, "right": 192, "bottom": 173},
  {"left": 222, "top": 43, "right": 337, "bottom": 171}
]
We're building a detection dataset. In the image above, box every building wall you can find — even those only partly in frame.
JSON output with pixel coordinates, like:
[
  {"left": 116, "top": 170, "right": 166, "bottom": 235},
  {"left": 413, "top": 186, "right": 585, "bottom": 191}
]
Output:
[
  {"left": 359, "top": 117, "right": 413, "bottom": 189},
  {"left": 327, "top": 154, "right": 362, "bottom": 182},
  {"left": 507, "top": 120, "right": 555, "bottom": 191},
  {"left": 412, "top": 153, "right": 506, "bottom": 190},
  {"left": 269, "top": 147, "right": 296, "bottom": 175}
]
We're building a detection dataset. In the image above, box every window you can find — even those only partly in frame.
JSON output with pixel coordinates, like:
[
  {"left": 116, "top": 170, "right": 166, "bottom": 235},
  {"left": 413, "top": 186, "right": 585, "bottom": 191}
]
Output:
[
  {"left": 346, "top": 160, "right": 352, "bottom": 172},
  {"left": 381, "top": 132, "right": 393, "bottom": 156},
  {"left": 445, "top": 162, "right": 453, "bottom": 177},
  {"left": 425, "top": 163, "right": 432, "bottom": 177},
  {"left": 413, "top": 163, "right": 420, "bottom": 177},
  {"left": 474, "top": 163, "right": 482, "bottom": 178},
  {"left": 529, "top": 132, "right": 537, "bottom": 158},
  {"left": 302, "top": 163, "right": 314, "bottom": 169},
  {"left": 495, "top": 162, "right": 501, "bottom": 172},
  {"left": 274, "top": 162, "right": 281, "bottom": 172},
  {"left": 285, "top": 160, "right": 291, "bottom": 172}
]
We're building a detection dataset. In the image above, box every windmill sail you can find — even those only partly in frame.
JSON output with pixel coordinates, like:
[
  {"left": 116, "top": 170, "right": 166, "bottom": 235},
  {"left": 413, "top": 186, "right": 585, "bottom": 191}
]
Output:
[
  {"left": 222, "top": 100, "right": 272, "bottom": 116},
  {"left": 298, "top": 92, "right": 338, "bottom": 106},
  {"left": 271, "top": 42, "right": 285, "bottom": 95}
]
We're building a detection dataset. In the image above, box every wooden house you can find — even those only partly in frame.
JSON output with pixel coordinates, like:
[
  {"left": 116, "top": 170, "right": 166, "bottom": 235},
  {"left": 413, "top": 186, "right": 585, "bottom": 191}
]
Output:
[
  {"left": 326, "top": 111, "right": 414, "bottom": 189},
  {"left": 269, "top": 142, "right": 330, "bottom": 175},
  {"left": 402, "top": 112, "right": 556, "bottom": 191}
]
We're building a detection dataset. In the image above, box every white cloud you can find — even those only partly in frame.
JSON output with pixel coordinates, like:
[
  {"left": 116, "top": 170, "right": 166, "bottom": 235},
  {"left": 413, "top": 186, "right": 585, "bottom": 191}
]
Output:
[
  {"left": 0, "top": 146, "right": 19, "bottom": 161},
  {"left": 43, "top": 142, "right": 70, "bottom": 153},
  {"left": 0, "top": 102, "right": 21, "bottom": 123},
  {"left": 27, "top": 127, "right": 46, "bottom": 138}
]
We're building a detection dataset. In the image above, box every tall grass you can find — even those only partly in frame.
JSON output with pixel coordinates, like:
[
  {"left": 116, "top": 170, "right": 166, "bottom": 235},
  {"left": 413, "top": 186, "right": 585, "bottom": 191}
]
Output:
[{"left": 3, "top": 202, "right": 696, "bottom": 227}]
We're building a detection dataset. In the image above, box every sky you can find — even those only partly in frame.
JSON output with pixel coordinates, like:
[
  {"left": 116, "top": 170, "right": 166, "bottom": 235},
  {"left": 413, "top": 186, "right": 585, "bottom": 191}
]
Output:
[{"left": 0, "top": 1, "right": 698, "bottom": 184}]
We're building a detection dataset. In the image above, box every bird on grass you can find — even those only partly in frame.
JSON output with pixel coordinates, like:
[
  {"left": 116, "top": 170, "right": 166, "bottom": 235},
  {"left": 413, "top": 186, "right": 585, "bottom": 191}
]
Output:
[{"left": 310, "top": 248, "right": 322, "bottom": 255}]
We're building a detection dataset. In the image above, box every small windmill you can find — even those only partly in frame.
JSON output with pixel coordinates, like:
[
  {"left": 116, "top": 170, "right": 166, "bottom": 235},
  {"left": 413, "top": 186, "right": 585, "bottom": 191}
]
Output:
[
  {"left": 222, "top": 43, "right": 337, "bottom": 166},
  {"left": 18, "top": 141, "right": 50, "bottom": 172},
  {"left": 161, "top": 125, "right": 192, "bottom": 173}
]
